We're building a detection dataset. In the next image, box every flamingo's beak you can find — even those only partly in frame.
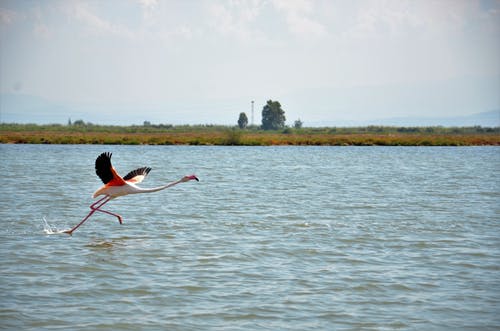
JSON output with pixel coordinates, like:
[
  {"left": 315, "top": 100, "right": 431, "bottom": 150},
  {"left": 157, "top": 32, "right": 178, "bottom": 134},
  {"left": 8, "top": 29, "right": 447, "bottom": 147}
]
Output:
[{"left": 189, "top": 175, "right": 199, "bottom": 181}]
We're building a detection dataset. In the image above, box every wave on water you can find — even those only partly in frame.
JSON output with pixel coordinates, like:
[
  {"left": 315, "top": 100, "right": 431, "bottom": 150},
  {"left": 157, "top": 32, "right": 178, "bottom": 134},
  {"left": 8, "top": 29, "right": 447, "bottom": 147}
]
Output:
[{"left": 42, "top": 217, "right": 70, "bottom": 235}]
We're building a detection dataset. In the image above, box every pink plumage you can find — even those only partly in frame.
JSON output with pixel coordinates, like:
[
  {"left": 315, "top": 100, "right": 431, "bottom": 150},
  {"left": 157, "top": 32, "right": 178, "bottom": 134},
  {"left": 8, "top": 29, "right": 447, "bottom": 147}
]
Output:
[{"left": 64, "top": 152, "right": 198, "bottom": 235}]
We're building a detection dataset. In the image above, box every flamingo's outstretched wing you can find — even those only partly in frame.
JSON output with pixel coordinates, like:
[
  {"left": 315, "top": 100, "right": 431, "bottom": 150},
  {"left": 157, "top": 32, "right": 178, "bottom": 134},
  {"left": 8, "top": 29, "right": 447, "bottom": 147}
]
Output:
[
  {"left": 123, "top": 167, "right": 152, "bottom": 184},
  {"left": 95, "top": 152, "right": 126, "bottom": 186}
]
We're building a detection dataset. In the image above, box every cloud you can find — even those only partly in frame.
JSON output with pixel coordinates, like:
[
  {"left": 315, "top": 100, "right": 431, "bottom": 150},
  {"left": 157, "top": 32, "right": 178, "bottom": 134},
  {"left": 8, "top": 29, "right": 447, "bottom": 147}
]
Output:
[
  {"left": 62, "top": 1, "right": 135, "bottom": 39},
  {"left": 271, "top": 0, "right": 327, "bottom": 39},
  {"left": 0, "top": 7, "right": 21, "bottom": 26},
  {"left": 206, "top": 0, "right": 328, "bottom": 43},
  {"left": 347, "top": 0, "right": 500, "bottom": 39},
  {"left": 60, "top": 1, "right": 198, "bottom": 43},
  {"left": 137, "top": 0, "right": 158, "bottom": 9},
  {"left": 31, "top": 5, "right": 52, "bottom": 39},
  {"left": 33, "top": 22, "right": 50, "bottom": 38},
  {"left": 207, "top": 0, "right": 266, "bottom": 42},
  {"left": 286, "top": 12, "right": 328, "bottom": 39},
  {"left": 137, "top": 0, "right": 158, "bottom": 24}
]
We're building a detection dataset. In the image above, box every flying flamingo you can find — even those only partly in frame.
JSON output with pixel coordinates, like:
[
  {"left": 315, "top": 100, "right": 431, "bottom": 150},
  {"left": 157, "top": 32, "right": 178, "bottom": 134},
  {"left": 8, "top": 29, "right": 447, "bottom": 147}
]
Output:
[{"left": 64, "top": 152, "right": 199, "bottom": 235}]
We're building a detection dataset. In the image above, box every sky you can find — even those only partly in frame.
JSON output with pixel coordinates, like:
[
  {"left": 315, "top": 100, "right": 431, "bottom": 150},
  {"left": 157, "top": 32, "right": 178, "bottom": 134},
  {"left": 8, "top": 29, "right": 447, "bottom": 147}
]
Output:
[{"left": 0, "top": 0, "right": 499, "bottom": 126}]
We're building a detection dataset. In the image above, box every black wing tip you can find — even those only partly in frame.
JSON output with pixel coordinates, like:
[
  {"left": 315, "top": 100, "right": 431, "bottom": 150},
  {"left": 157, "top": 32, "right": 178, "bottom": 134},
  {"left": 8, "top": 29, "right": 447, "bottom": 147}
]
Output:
[
  {"left": 123, "top": 167, "right": 152, "bottom": 181},
  {"left": 95, "top": 152, "right": 114, "bottom": 184},
  {"left": 96, "top": 152, "right": 112, "bottom": 165},
  {"left": 99, "top": 152, "right": 112, "bottom": 159},
  {"left": 96, "top": 152, "right": 113, "bottom": 167},
  {"left": 137, "top": 167, "right": 152, "bottom": 175}
]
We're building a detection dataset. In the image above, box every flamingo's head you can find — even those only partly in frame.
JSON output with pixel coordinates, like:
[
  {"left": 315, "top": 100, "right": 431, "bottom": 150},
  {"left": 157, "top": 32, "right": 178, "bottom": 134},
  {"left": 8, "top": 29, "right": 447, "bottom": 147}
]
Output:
[{"left": 182, "top": 174, "right": 199, "bottom": 182}]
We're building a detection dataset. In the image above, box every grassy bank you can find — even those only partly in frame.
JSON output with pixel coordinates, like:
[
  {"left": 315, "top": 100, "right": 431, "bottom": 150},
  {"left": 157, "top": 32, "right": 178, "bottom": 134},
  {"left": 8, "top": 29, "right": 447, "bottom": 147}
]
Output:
[{"left": 1, "top": 123, "right": 499, "bottom": 146}]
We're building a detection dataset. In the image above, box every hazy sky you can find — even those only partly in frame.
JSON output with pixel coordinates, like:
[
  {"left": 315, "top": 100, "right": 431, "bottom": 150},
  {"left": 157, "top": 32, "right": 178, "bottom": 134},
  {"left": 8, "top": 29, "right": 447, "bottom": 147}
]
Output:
[{"left": 1, "top": 0, "right": 499, "bottom": 125}]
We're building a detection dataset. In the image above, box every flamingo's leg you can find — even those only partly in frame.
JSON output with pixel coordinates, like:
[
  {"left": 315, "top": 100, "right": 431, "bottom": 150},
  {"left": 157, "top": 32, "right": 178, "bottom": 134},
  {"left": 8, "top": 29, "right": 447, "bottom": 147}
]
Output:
[
  {"left": 64, "top": 196, "right": 110, "bottom": 235},
  {"left": 94, "top": 208, "right": 123, "bottom": 224},
  {"left": 90, "top": 196, "right": 123, "bottom": 224},
  {"left": 90, "top": 196, "right": 110, "bottom": 210}
]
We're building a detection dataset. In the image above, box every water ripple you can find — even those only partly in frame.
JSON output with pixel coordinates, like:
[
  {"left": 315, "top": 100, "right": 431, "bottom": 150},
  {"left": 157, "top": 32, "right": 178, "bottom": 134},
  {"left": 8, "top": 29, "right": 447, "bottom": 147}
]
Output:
[{"left": 0, "top": 145, "right": 499, "bottom": 330}]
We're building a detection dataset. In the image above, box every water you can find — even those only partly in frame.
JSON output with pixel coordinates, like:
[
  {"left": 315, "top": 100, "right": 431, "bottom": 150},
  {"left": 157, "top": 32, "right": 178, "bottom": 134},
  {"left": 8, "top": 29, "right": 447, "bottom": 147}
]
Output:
[{"left": 0, "top": 144, "right": 499, "bottom": 330}]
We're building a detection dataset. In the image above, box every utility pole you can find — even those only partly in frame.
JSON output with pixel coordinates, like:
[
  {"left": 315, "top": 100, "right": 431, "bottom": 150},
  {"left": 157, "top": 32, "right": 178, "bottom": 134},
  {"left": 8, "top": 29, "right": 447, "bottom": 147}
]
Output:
[{"left": 251, "top": 100, "right": 254, "bottom": 127}]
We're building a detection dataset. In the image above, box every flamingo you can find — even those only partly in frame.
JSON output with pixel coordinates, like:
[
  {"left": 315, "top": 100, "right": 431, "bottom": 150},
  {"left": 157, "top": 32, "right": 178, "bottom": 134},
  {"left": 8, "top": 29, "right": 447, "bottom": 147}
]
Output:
[{"left": 64, "top": 152, "right": 199, "bottom": 235}]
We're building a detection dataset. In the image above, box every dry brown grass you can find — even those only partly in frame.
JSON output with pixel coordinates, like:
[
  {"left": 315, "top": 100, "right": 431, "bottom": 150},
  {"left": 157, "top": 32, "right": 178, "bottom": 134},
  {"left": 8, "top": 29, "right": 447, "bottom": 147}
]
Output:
[{"left": 1, "top": 129, "right": 499, "bottom": 146}]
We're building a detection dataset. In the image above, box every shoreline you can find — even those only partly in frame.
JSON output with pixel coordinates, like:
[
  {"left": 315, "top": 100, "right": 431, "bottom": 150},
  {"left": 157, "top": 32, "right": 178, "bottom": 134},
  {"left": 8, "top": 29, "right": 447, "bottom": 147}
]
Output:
[
  {"left": 2, "top": 123, "right": 499, "bottom": 146},
  {"left": 1, "top": 131, "right": 499, "bottom": 146}
]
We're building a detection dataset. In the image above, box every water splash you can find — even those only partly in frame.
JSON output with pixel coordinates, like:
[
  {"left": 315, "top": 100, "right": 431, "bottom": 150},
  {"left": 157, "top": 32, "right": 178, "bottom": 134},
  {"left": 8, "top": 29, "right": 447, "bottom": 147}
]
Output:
[{"left": 42, "top": 217, "right": 70, "bottom": 235}]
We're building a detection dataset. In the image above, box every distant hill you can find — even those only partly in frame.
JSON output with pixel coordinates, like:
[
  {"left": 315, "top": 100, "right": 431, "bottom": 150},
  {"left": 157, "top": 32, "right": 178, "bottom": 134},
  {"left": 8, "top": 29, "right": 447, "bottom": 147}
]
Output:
[
  {"left": 359, "top": 110, "right": 500, "bottom": 127},
  {"left": 285, "top": 75, "right": 500, "bottom": 128},
  {"left": 294, "top": 110, "right": 500, "bottom": 128},
  {"left": 1, "top": 92, "right": 499, "bottom": 127},
  {"left": 0, "top": 93, "right": 71, "bottom": 124}
]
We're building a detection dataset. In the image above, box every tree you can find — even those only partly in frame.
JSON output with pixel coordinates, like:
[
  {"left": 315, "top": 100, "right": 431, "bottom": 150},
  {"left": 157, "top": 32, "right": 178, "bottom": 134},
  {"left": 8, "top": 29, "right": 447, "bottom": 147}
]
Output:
[
  {"left": 238, "top": 112, "right": 248, "bottom": 129},
  {"left": 294, "top": 119, "right": 303, "bottom": 129},
  {"left": 261, "top": 100, "right": 286, "bottom": 130}
]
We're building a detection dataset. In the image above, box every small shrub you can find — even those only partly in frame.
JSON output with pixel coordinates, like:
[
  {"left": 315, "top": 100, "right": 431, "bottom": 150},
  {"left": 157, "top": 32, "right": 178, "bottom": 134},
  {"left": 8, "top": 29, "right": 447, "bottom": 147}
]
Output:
[{"left": 223, "top": 129, "right": 242, "bottom": 145}]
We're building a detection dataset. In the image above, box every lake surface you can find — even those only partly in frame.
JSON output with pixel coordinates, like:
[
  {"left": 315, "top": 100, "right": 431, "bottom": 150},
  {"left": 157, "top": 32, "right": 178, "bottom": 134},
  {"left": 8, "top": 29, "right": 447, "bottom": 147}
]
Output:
[{"left": 0, "top": 144, "right": 499, "bottom": 330}]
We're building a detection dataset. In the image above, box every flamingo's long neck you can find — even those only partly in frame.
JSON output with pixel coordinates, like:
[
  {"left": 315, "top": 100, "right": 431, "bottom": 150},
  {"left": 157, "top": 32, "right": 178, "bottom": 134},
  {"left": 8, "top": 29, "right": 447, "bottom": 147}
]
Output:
[{"left": 136, "top": 179, "right": 184, "bottom": 194}]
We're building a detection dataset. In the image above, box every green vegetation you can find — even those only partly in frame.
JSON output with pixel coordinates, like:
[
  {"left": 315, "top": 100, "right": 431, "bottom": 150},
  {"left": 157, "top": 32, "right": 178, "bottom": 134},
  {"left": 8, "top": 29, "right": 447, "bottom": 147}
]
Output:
[
  {"left": 261, "top": 100, "right": 286, "bottom": 130},
  {"left": 1, "top": 123, "right": 499, "bottom": 146},
  {"left": 294, "top": 119, "right": 303, "bottom": 129},
  {"left": 237, "top": 112, "right": 248, "bottom": 129}
]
